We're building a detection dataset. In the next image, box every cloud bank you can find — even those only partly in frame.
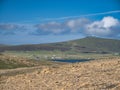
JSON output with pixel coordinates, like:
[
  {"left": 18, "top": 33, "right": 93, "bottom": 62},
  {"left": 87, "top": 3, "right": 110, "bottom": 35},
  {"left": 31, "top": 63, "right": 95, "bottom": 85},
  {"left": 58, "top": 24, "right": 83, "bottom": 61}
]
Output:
[
  {"left": 0, "top": 16, "right": 120, "bottom": 38},
  {"left": 33, "top": 18, "right": 89, "bottom": 35},
  {"left": 85, "top": 16, "right": 120, "bottom": 37}
]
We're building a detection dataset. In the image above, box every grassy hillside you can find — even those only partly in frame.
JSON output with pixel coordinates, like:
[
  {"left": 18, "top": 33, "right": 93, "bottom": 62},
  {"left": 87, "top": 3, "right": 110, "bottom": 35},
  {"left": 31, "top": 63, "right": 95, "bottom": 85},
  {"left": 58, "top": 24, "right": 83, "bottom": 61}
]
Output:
[
  {"left": 0, "top": 54, "right": 62, "bottom": 69},
  {"left": 0, "top": 37, "right": 120, "bottom": 53},
  {"left": 0, "top": 54, "right": 38, "bottom": 69},
  {"left": 67, "top": 37, "right": 120, "bottom": 53}
]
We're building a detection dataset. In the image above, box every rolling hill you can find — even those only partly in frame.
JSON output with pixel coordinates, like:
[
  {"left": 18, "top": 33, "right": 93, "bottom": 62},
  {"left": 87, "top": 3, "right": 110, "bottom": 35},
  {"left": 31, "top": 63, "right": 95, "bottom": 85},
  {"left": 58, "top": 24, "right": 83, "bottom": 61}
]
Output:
[{"left": 0, "top": 37, "right": 120, "bottom": 53}]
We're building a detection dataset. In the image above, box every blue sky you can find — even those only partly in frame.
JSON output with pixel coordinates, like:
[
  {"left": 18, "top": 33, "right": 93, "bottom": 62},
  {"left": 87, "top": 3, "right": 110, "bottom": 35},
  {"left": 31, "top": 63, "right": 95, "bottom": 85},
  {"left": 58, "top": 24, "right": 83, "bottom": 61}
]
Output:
[{"left": 0, "top": 0, "right": 120, "bottom": 45}]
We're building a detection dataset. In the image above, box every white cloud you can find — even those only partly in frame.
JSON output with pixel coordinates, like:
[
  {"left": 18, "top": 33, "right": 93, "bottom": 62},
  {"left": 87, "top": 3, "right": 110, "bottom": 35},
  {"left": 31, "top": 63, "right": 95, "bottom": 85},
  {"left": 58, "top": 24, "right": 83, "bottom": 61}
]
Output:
[
  {"left": 66, "top": 18, "right": 89, "bottom": 33},
  {"left": 34, "top": 18, "right": 89, "bottom": 35},
  {"left": 102, "top": 16, "right": 119, "bottom": 28},
  {"left": 34, "top": 21, "right": 66, "bottom": 34},
  {"left": 85, "top": 16, "right": 120, "bottom": 36},
  {"left": 67, "top": 20, "right": 75, "bottom": 28}
]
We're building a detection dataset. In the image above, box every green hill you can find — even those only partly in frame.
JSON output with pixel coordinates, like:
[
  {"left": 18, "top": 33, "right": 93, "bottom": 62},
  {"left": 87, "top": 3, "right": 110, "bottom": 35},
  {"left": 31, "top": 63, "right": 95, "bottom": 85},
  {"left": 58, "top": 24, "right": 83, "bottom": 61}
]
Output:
[
  {"left": 65, "top": 37, "right": 120, "bottom": 53},
  {"left": 0, "top": 37, "right": 120, "bottom": 53}
]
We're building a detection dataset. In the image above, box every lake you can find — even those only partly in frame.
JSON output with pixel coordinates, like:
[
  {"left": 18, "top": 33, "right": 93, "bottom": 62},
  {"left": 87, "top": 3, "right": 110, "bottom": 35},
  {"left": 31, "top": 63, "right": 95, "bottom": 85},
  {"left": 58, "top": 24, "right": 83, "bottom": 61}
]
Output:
[{"left": 52, "top": 59, "right": 92, "bottom": 63}]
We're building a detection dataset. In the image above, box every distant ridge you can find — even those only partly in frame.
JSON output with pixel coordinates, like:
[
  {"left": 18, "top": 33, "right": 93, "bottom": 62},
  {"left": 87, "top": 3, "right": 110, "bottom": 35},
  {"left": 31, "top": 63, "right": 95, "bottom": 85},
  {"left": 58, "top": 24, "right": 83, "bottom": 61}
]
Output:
[{"left": 0, "top": 37, "right": 120, "bottom": 53}]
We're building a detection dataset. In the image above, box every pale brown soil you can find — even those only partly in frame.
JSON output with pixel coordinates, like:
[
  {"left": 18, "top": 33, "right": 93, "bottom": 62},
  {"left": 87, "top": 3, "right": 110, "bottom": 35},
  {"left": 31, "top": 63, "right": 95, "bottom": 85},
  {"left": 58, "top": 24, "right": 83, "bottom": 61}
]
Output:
[{"left": 0, "top": 58, "right": 120, "bottom": 90}]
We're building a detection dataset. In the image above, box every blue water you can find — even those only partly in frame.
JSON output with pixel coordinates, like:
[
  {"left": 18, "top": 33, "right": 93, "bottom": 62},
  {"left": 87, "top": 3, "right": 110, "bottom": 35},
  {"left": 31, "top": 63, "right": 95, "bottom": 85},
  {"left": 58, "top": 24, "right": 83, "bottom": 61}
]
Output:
[{"left": 52, "top": 59, "right": 92, "bottom": 63}]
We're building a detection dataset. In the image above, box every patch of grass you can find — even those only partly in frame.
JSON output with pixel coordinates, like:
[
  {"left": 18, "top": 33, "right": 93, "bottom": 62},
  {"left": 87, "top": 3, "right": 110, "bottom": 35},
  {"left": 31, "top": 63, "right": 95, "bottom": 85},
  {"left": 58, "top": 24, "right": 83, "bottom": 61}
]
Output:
[
  {"left": 0, "top": 54, "right": 37, "bottom": 69},
  {"left": 0, "top": 59, "right": 30, "bottom": 69},
  {"left": 0, "top": 54, "right": 64, "bottom": 69}
]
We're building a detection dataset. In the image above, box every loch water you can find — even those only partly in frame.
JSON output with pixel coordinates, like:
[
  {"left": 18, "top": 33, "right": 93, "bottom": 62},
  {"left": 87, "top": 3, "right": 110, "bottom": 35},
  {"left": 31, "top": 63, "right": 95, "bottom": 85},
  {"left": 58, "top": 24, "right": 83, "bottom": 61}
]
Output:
[{"left": 52, "top": 59, "right": 93, "bottom": 63}]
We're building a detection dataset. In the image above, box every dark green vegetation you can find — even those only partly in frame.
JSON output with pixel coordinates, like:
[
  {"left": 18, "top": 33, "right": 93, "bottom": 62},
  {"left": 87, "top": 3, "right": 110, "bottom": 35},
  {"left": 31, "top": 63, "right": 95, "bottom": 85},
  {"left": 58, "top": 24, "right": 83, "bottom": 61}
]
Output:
[{"left": 0, "top": 37, "right": 120, "bottom": 53}]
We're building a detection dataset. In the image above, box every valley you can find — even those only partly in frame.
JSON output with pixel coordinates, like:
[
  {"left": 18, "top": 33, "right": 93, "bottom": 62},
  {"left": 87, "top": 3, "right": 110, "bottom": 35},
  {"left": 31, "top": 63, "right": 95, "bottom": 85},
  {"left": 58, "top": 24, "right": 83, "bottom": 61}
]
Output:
[{"left": 0, "top": 37, "right": 120, "bottom": 90}]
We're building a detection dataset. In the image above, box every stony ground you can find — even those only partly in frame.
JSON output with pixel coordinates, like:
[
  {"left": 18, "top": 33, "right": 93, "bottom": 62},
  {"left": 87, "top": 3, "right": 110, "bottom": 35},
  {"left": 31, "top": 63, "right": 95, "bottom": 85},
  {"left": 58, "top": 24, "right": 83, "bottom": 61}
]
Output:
[{"left": 0, "top": 58, "right": 120, "bottom": 90}]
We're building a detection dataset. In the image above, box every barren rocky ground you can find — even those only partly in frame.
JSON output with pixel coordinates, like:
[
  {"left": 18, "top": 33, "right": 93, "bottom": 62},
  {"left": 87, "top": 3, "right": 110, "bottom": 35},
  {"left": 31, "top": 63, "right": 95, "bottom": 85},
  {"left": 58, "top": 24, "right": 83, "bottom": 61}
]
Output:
[{"left": 0, "top": 58, "right": 120, "bottom": 90}]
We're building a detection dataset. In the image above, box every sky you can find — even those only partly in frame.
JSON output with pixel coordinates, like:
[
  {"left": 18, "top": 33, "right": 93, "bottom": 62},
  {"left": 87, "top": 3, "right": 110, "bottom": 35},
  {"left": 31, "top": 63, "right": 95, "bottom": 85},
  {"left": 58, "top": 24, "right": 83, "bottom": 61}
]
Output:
[{"left": 0, "top": 0, "right": 120, "bottom": 45}]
